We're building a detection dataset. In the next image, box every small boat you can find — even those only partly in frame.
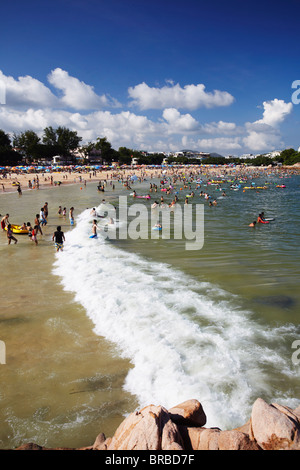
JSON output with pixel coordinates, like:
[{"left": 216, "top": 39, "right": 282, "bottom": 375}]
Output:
[{"left": 5, "top": 224, "right": 29, "bottom": 234}]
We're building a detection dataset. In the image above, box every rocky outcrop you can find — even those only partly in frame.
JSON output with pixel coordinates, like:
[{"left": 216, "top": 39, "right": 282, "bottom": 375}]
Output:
[
  {"left": 15, "top": 398, "right": 300, "bottom": 451},
  {"left": 249, "top": 398, "right": 300, "bottom": 450}
]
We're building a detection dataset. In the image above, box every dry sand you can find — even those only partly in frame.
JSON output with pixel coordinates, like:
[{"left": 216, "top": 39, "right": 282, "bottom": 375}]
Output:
[{"left": 0, "top": 168, "right": 164, "bottom": 194}]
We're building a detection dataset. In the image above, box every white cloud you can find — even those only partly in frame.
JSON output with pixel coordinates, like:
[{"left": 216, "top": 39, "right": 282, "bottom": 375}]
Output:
[
  {"left": 202, "top": 120, "right": 239, "bottom": 135},
  {"left": 243, "top": 130, "right": 282, "bottom": 152},
  {"left": 47, "top": 68, "right": 120, "bottom": 110},
  {"left": 162, "top": 108, "right": 199, "bottom": 132},
  {"left": 175, "top": 135, "right": 242, "bottom": 153},
  {"left": 0, "top": 106, "right": 80, "bottom": 134},
  {"left": 196, "top": 137, "right": 242, "bottom": 150},
  {"left": 243, "top": 99, "right": 293, "bottom": 151},
  {"left": 0, "top": 69, "right": 121, "bottom": 111},
  {"left": 0, "top": 69, "right": 295, "bottom": 154},
  {"left": 0, "top": 70, "right": 57, "bottom": 108},
  {"left": 255, "top": 98, "right": 293, "bottom": 127},
  {"left": 128, "top": 82, "right": 234, "bottom": 110}
]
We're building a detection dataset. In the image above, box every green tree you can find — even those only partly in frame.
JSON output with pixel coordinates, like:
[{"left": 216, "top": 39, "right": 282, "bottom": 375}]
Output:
[
  {"left": 278, "top": 148, "right": 300, "bottom": 165},
  {"left": 279, "top": 148, "right": 296, "bottom": 161},
  {"left": 13, "top": 130, "right": 40, "bottom": 161},
  {"left": 0, "top": 129, "right": 21, "bottom": 165},
  {"left": 0, "top": 129, "right": 11, "bottom": 148},
  {"left": 94, "top": 137, "right": 118, "bottom": 163},
  {"left": 42, "top": 126, "right": 82, "bottom": 156},
  {"left": 117, "top": 147, "right": 144, "bottom": 165},
  {"left": 42, "top": 126, "right": 57, "bottom": 146}
]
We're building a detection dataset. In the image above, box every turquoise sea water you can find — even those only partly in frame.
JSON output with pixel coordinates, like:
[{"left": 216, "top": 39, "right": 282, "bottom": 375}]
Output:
[{"left": 0, "top": 170, "right": 299, "bottom": 448}]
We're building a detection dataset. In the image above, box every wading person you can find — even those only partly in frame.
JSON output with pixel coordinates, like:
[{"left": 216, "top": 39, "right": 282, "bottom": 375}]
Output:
[{"left": 52, "top": 226, "right": 65, "bottom": 251}]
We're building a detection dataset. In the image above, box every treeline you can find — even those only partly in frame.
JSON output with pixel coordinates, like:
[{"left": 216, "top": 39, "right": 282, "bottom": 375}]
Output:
[
  {"left": 0, "top": 127, "right": 82, "bottom": 165},
  {"left": 0, "top": 127, "right": 156, "bottom": 165},
  {"left": 228, "top": 149, "right": 300, "bottom": 166},
  {"left": 1, "top": 127, "right": 300, "bottom": 166}
]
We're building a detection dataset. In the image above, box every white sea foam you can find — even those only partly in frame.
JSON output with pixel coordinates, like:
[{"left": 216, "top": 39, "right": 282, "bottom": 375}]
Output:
[{"left": 52, "top": 205, "right": 299, "bottom": 429}]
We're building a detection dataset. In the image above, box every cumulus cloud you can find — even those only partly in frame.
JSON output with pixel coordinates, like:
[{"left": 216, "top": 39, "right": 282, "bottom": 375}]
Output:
[
  {"left": 47, "top": 68, "right": 120, "bottom": 110},
  {"left": 128, "top": 82, "right": 234, "bottom": 110},
  {"left": 162, "top": 108, "right": 200, "bottom": 132},
  {"left": 0, "top": 69, "right": 121, "bottom": 111},
  {"left": 0, "top": 105, "right": 162, "bottom": 149},
  {"left": 0, "top": 68, "right": 295, "bottom": 154},
  {"left": 243, "top": 99, "right": 293, "bottom": 151},
  {"left": 243, "top": 130, "right": 282, "bottom": 151},
  {"left": 202, "top": 120, "right": 239, "bottom": 135},
  {"left": 0, "top": 70, "right": 57, "bottom": 108},
  {"left": 0, "top": 106, "right": 79, "bottom": 134},
  {"left": 255, "top": 98, "right": 293, "bottom": 127},
  {"left": 196, "top": 137, "right": 242, "bottom": 150}
]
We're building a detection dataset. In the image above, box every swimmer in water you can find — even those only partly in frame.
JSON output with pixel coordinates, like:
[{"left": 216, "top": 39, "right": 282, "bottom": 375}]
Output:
[
  {"left": 90, "top": 207, "right": 97, "bottom": 216},
  {"left": 257, "top": 213, "right": 269, "bottom": 224},
  {"left": 90, "top": 219, "right": 98, "bottom": 238}
]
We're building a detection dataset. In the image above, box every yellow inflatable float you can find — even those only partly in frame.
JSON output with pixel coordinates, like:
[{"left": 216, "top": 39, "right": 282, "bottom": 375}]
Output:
[{"left": 5, "top": 224, "right": 29, "bottom": 234}]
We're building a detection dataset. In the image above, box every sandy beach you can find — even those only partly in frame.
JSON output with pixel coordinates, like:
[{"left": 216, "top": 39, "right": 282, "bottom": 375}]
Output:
[
  {"left": 1, "top": 164, "right": 299, "bottom": 196},
  {"left": 0, "top": 166, "right": 180, "bottom": 194},
  {"left": 0, "top": 168, "right": 143, "bottom": 193}
]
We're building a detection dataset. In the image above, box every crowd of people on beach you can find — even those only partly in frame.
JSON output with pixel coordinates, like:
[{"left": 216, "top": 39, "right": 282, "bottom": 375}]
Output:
[{"left": 0, "top": 201, "right": 72, "bottom": 250}]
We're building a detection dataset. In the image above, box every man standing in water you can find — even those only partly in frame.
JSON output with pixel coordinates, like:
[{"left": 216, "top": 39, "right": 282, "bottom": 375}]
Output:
[
  {"left": 1, "top": 214, "right": 9, "bottom": 230},
  {"left": 90, "top": 219, "right": 98, "bottom": 238},
  {"left": 52, "top": 226, "right": 65, "bottom": 251}
]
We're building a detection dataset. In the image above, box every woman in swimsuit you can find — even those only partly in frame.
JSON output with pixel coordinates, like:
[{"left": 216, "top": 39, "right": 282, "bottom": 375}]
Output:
[{"left": 6, "top": 224, "right": 17, "bottom": 244}]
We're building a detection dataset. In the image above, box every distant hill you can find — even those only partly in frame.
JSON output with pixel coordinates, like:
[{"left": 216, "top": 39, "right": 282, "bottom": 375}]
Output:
[{"left": 209, "top": 152, "right": 224, "bottom": 158}]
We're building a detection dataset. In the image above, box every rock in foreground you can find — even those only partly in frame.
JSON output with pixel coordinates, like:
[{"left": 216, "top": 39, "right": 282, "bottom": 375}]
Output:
[{"left": 15, "top": 398, "right": 300, "bottom": 451}]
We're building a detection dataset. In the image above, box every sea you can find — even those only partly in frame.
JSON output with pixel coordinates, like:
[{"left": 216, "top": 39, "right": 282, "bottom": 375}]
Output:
[{"left": 0, "top": 169, "right": 299, "bottom": 449}]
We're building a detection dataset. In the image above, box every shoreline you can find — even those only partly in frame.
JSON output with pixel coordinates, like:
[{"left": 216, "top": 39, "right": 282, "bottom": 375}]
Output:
[
  {"left": 12, "top": 397, "right": 300, "bottom": 450},
  {"left": 1, "top": 164, "right": 299, "bottom": 196}
]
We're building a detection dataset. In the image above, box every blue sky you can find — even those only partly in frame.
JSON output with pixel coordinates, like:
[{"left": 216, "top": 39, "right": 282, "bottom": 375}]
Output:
[{"left": 0, "top": 0, "right": 299, "bottom": 155}]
